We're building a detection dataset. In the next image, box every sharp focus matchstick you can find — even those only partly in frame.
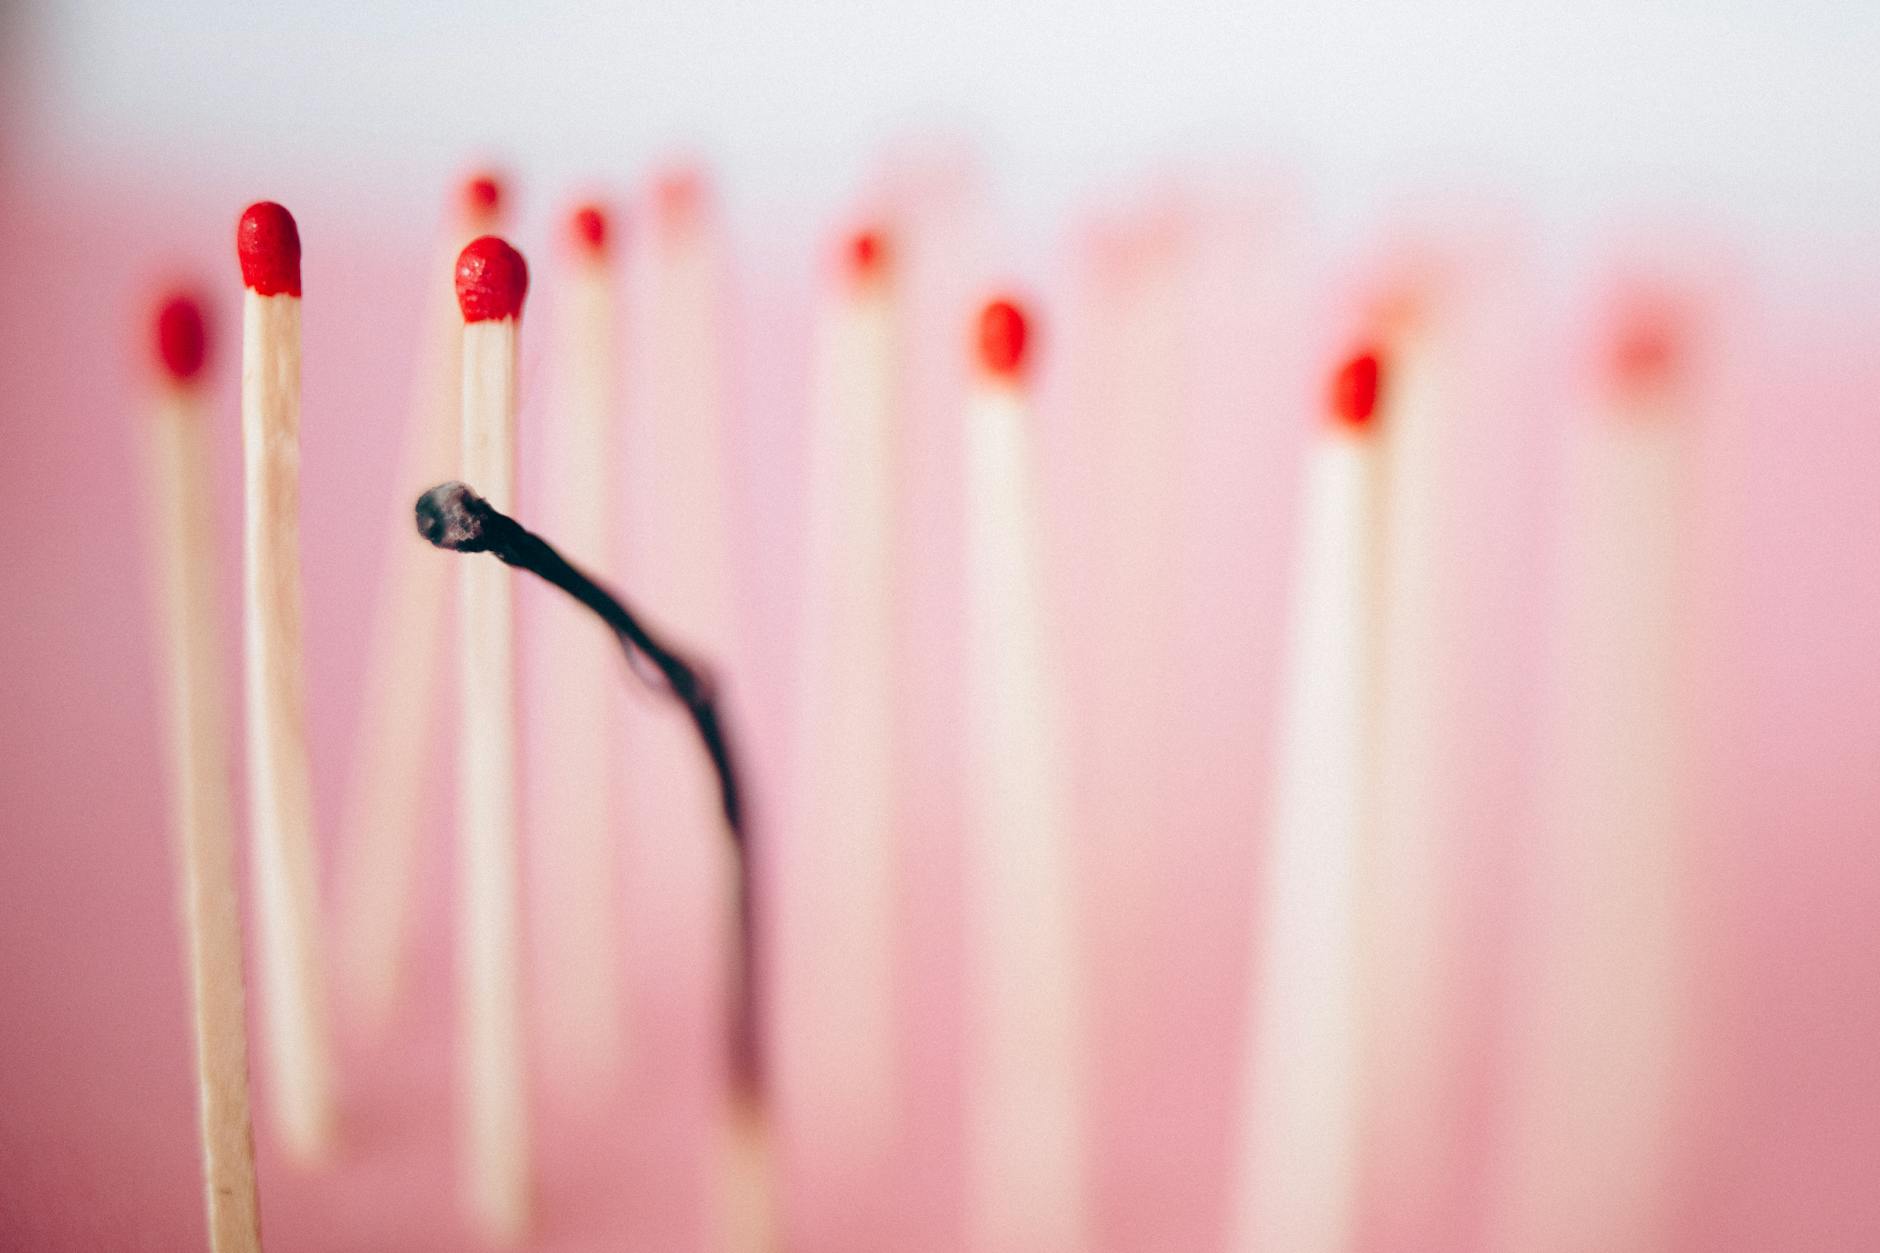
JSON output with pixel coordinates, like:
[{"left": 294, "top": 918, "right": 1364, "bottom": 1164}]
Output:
[
  {"left": 453, "top": 235, "right": 533, "bottom": 1243},
  {"left": 336, "top": 173, "right": 505, "bottom": 1035},
  {"left": 962, "top": 297, "right": 1090, "bottom": 1252},
  {"left": 145, "top": 290, "right": 264, "bottom": 1252},
  {"left": 530, "top": 202, "right": 626, "bottom": 1098},
  {"left": 786, "top": 226, "right": 902, "bottom": 1169},
  {"left": 237, "top": 201, "right": 336, "bottom": 1164},
  {"left": 1231, "top": 346, "right": 1388, "bottom": 1253},
  {"left": 1490, "top": 297, "right": 1693, "bottom": 1253}
]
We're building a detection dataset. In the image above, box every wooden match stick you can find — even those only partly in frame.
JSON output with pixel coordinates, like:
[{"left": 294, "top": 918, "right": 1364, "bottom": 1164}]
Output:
[
  {"left": 1360, "top": 295, "right": 1461, "bottom": 1247},
  {"left": 145, "top": 291, "right": 264, "bottom": 1252},
  {"left": 786, "top": 226, "right": 902, "bottom": 1165},
  {"left": 962, "top": 297, "right": 1090, "bottom": 1252},
  {"left": 1489, "top": 295, "right": 1693, "bottom": 1253},
  {"left": 636, "top": 170, "right": 771, "bottom": 1248},
  {"left": 336, "top": 173, "right": 505, "bottom": 1034},
  {"left": 237, "top": 201, "right": 336, "bottom": 1164},
  {"left": 530, "top": 202, "right": 625, "bottom": 1097},
  {"left": 1230, "top": 346, "right": 1388, "bottom": 1253},
  {"left": 453, "top": 235, "right": 532, "bottom": 1244}
]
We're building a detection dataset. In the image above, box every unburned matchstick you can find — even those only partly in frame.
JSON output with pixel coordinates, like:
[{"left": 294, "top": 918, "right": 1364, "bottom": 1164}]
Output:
[
  {"left": 1489, "top": 293, "right": 1694, "bottom": 1253},
  {"left": 531, "top": 201, "right": 627, "bottom": 1098},
  {"left": 237, "top": 201, "right": 336, "bottom": 1165},
  {"left": 962, "top": 296, "right": 1091, "bottom": 1252},
  {"left": 452, "top": 234, "right": 532, "bottom": 1244},
  {"left": 1231, "top": 343, "right": 1389, "bottom": 1253},
  {"left": 336, "top": 172, "right": 507, "bottom": 1036},
  {"left": 785, "top": 224, "right": 903, "bottom": 1173},
  {"left": 145, "top": 290, "right": 264, "bottom": 1253}
]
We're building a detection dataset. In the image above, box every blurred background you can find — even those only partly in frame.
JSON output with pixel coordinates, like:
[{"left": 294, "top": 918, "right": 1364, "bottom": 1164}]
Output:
[{"left": 1, "top": 2, "right": 1877, "bottom": 1251}]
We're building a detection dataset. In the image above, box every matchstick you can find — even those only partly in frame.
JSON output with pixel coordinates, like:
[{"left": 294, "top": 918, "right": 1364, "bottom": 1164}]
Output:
[
  {"left": 530, "top": 202, "right": 625, "bottom": 1097},
  {"left": 786, "top": 226, "right": 902, "bottom": 1169},
  {"left": 1360, "top": 292, "right": 1461, "bottom": 1246},
  {"left": 145, "top": 291, "right": 263, "bottom": 1252},
  {"left": 962, "top": 297, "right": 1090, "bottom": 1252},
  {"left": 453, "top": 234, "right": 532, "bottom": 1244},
  {"left": 237, "top": 201, "right": 335, "bottom": 1164},
  {"left": 633, "top": 171, "right": 768, "bottom": 1247},
  {"left": 336, "top": 173, "right": 505, "bottom": 1034},
  {"left": 1230, "top": 345, "right": 1389, "bottom": 1253},
  {"left": 1489, "top": 295, "right": 1693, "bottom": 1253}
]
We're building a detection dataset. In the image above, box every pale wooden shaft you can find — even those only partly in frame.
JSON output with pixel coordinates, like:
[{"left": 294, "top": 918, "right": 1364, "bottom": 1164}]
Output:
[
  {"left": 457, "top": 316, "right": 530, "bottom": 1243},
  {"left": 532, "top": 260, "right": 625, "bottom": 1094},
  {"left": 335, "top": 242, "right": 468, "bottom": 1032},
  {"left": 151, "top": 393, "right": 264, "bottom": 1253},
  {"left": 1490, "top": 412, "right": 1687, "bottom": 1253},
  {"left": 789, "top": 284, "right": 900, "bottom": 1155},
  {"left": 964, "top": 384, "right": 1088, "bottom": 1253},
  {"left": 240, "top": 290, "right": 334, "bottom": 1163},
  {"left": 1233, "top": 434, "right": 1383, "bottom": 1253}
]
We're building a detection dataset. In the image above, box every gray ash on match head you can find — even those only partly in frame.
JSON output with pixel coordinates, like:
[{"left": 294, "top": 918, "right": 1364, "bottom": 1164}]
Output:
[{"left": 415, "top": 481, "right": 492, "bottom": 552}]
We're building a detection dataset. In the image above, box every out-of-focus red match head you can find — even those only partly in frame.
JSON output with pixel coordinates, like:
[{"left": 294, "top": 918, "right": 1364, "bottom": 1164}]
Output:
[
  {"left": 976, "top": 297, "right": 1031, "bottom": 381},
  {"left": 237, "top": 202, "right": 301, "bottom": 298},
  {"left": 570, "top": 203, "right": 610, "bottom": 257},
  {"left": 460, "top": 171, "right": 504, "bottom": 224},
  {"left": 152, "top": 290, "right": 209, "bottom": 383},
  {"left": 654, "top": 167, "right": 705, "bottom": 230},
  {"left": 1608, "top": 295, "right": 1685, "bottom": 398},
  {"left": 455, "top": 236, "right": 529, "bottom": 322},
  {"left": 846, "top": 228, "right": 888, "bottom": 283},
  {"left": 1327, "top": 346, "right": 1384, "bottom": 431}
]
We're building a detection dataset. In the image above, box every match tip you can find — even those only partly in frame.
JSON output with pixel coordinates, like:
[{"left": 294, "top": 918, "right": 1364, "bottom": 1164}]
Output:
[
  {"left": 152, "top": 290, "right": 209, "bottom": 383},
  {"left": 846, "top": 228, "right": 888, "bottom": 283},
  {"left": 460, "top": 171, "right": 504, "bottom": 224},
  {"left": 1327, "top": 347, "right": 1384, "bottom": 431},
  {"left": 654, "top": 167, "right": 706, "bottom": 229},
  {"left": 570, "top": 203, "right": 610, "bottom": 257},
  {"left": 976, "top": 297, "right": 1031, "bottom": 380},
  {"left": 1608, "top": 297, "right": 1684, "bottom": 397},
  {"left": 236, "top": 202, "right": 301, "bottom": 297},
  {"left": 415, "top": 481, "right": 492, "bottom": 552},
  {"left": 455, "top": 236, "right": 529, "bottom": 322}
]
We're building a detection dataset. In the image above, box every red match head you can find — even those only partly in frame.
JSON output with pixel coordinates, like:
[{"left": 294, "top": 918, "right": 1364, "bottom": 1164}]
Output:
[
  {"left": 976, "top": 297, "right": 1031, "bottom": 381},
  {"left": 654, "top": 167, "right": 705, "bottom": 229},
  {"left": 237, "top": 202, "right": 301, "bottom": 297},
  {"left": 846, "top": 228, "right": 888, "bottom": 284},
  {"left": 455, "top": 236, "right": 529, "bottom": 322},
  {"left": 152, "top": 290, "right": 209, "bottom": 383},
  {"left": 570, "top": 203, "right": 610, "bottom": 257},
  {"left": 460, "top": 172, "right": 504, "bottom": 226},
  {"left": 1608, "top": 295, "right": 1685, "bottom": 399},
  {"left": 1327, "top": 347, "right": 1384, "bottom": 431}
]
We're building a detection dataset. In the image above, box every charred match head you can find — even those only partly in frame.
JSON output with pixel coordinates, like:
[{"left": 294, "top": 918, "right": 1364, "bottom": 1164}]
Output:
[{"left": 415, "top": 481, "right": 496, "bottom": 553}]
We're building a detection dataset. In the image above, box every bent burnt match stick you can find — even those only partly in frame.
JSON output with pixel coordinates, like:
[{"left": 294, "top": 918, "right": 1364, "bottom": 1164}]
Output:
[{"left": 413, "top": 481, "right": 759, "bottom": 1087}]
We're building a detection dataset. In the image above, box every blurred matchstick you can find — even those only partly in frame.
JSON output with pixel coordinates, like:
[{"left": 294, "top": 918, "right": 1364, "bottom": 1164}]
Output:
[
  {"left": 1489, "top": 292, "right": 1695, "bottom": 1253},
  {"left": 529, "top": 201, "right": 627, "bottom": 1098},
  {"left": 336, "top": 173, "right": 506, "bottom": 1035},
  {"left": 145, "top": 290, "right": 264, "bottom": 1251},
  {"left": 784, "top": 225, "right": 903, "bottom": 1172},
  {"left": 962, "top": 297, "right": 1090, "bottom": 1252},
  {"left": 1231, "top": 345, "right": 1389, "bottom": 1253}
]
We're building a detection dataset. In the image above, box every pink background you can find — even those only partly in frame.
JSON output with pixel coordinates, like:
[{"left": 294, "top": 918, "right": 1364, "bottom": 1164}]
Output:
[{"left": 2, "top": 23, "right": 1880, "bottom": 1244}]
